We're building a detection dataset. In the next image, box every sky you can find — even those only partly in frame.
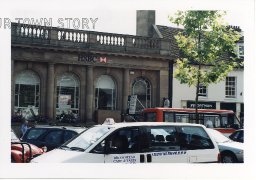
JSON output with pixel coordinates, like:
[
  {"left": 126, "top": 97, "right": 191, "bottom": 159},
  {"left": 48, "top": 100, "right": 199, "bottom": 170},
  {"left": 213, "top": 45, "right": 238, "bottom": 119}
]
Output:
[
  {"left": 3, "top": 0, "right": 251, "bottom": 35},
  {"left": 7, "top": 9, "right": 248, "bottom": 36}
]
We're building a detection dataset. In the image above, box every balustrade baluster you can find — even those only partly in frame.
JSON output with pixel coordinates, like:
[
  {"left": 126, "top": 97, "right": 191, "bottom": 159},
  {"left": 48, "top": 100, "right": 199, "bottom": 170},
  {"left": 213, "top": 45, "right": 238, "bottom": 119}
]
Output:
[
  {"left": 117, "top": 37, "right": 120, "bottom": 46},
  {"left": 66, "top": 32, "right": 69, "bottom": 41},
  {"left": 103, "top": 35, "right": 106, "bottom": 44},
  {"left": 122, "top": 37, "right": 124, "bottom": 46},
  {"left": 107, "top": 36, "right": 110, "bottom": 45},
  {"left": 45, "top": 30, "right": 49, "bottom": 39},
  {"left": 69, "top": 32, "right": 71, "bottom": 41},
  {"left": 101, "top": 35, "right": 103, "bottom": 44},
  {"left": 40, "top": 29, "right": 44, "bottom": 38},
  {"left": 77, "top": 33, "right": 80, "bottom": 42},
  {"left": 132, "top": 38, "right": 136, "bottom": 47},
  {"left": 84, "top": 34, "right": 88, "bottom": 42},
  {"left": 25, "top": 27, "right": 28, "bottom": 37},
  {"left": 74, "top": 32, "right": 76, "bottom": 42},
  {"left": 20, "top": 26, "right": 22, "bottom": 36},
  {"left": 80, "top": 33, "right": 83, "bottom": 42},
  {"left": 36, "top": 28, "right": 39, "bottom": 38}
]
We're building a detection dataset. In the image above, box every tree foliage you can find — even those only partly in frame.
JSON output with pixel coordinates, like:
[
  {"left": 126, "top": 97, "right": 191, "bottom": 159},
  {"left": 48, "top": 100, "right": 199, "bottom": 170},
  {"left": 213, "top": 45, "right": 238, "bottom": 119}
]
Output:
[
  {"left": 170, "top": 11, "right": 241, "bottom": 123},
  {"left": 170, "top": 11, "right": 241, "bottom": 86}
]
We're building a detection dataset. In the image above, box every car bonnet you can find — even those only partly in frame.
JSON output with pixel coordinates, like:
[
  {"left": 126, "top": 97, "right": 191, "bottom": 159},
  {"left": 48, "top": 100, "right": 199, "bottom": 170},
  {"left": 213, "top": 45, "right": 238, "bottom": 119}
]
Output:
[
  {"left": 218, "top": 141, "right": 243, "bottom": 151},
  {"left": 31, "top": 148, "right": 85, "bottom": 163}
]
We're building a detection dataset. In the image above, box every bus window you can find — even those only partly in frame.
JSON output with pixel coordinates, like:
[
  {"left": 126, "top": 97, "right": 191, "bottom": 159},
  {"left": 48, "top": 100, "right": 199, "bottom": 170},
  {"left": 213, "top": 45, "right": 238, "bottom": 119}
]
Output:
[
  {"left": 221, "top": 116, "right": 228, "bottom": 128},
  {"left": 164, "top": 112, "right": 174, "bottom": 122},
  {"left": 214, "top": 116, "right": 220, "bottom": 128},
  {"left": 188, "top": 114, "right": 204, "bottom": 125},
  {"left": 176, "top": 114, "right": 189, "bottom": 123},
  {"left": 204, "top": 115, "right": 217, "bottom": 128},
  {"left": 144, "top": 112, "right": 156, "bottom": 122}
]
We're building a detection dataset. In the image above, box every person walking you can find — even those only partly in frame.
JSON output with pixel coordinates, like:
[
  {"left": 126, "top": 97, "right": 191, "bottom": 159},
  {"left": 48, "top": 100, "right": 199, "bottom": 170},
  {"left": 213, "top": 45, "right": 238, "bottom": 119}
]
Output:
[{"left": 20, "top": 120, "right": 29, "bottom": 137}]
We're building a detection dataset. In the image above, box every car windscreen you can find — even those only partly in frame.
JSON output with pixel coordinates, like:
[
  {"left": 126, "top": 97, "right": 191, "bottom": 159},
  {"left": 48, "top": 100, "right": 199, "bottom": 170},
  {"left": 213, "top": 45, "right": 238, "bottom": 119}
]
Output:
[{"left": 63, "top": 126, "right": 112, "bottom": 151}]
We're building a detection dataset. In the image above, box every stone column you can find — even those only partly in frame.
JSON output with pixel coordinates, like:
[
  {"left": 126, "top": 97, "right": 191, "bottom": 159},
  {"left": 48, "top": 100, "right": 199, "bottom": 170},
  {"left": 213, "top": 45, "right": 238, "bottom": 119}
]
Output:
[
  {"left": 79, "top": 66, "right": 86, "bottom": 123},
  {"left": 86, "top": 66, "right": 94, "bottom": 124},
  {"left": 122, "top": 68, "right": 129, "bottom": 113},
  {"left": 159, "top": 69, "right": 169, "bottom": 107},
  {"left": 46, "top": 63, "right": 55, "bottom": 121}
]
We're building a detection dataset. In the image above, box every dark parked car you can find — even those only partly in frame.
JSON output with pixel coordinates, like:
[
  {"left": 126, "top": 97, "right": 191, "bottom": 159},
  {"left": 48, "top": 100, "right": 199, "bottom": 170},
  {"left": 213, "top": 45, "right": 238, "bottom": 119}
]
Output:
[
  {"left": 229, "top": 129, "right": 244, "bottom": 143},
  {"left": 21, "top": 125, "right": 86, "bottom": 151}
]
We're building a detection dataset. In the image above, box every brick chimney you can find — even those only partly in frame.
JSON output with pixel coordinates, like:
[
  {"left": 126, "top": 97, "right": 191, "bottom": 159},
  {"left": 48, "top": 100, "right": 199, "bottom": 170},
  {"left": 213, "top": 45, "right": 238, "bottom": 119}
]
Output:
[{"left": 136, "top": 10, "right": 155, "bottom": 37}]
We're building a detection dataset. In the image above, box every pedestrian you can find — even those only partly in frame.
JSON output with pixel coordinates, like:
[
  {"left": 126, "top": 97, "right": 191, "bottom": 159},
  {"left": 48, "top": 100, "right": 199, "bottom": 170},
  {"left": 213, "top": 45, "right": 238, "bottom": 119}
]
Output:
[
  {"left": 164, "top": 98, "right": 170, "bottom": 108},
  {"left": 20, "top": 120, "right": 29, "bottom": 137}
]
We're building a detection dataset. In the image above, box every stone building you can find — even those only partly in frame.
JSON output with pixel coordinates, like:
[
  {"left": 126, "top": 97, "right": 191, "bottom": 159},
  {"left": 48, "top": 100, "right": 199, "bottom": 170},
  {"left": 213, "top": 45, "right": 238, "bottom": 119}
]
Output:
[{"left": 11, "top": 10, "right": 175, "bottom": 124}]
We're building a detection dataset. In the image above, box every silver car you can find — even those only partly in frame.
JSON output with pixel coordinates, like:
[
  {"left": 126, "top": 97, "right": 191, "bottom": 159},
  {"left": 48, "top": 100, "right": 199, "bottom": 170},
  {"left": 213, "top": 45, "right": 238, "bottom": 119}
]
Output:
[{"left": 207, "top": 128, "right": 243, "bottom": 163}]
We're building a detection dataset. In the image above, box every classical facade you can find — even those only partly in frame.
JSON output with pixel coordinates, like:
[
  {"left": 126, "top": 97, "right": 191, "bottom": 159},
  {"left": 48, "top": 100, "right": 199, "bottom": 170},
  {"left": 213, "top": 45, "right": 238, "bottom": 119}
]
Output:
[{"left": 11, "top": 11, "right": 175, "bottom": 124}]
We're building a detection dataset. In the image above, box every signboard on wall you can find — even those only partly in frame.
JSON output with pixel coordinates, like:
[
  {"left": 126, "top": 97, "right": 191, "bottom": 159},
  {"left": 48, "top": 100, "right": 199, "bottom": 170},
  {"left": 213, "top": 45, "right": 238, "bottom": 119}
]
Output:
[
  {"left": 59, "top": 94, "right": 71, "bottom": 109},
  {"left": 129, "top": 95, "right": 137, "bottom": 114},
  {"left": 187, "top": 101, "right": 216, "bottom": 109}
]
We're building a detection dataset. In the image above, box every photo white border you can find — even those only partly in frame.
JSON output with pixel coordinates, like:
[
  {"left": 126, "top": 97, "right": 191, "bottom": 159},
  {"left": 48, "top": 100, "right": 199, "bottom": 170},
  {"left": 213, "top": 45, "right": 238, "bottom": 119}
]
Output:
[{"left": 0, "top": 0, "right": 255, "bottom": 179}]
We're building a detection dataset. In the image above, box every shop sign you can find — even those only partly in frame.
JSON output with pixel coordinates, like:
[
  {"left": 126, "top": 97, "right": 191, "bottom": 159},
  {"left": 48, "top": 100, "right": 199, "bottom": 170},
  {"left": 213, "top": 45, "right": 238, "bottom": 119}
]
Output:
[
  {"left": 78, "top": 53, "right": 108, "bottom": 63},
  {"left": 187, "top": 101, "right": 216, "bottom": 109}
]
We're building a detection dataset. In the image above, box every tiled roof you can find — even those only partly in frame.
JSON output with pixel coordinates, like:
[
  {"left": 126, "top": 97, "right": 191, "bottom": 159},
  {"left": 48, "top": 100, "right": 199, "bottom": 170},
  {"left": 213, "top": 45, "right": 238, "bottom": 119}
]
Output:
[{"left": 155, "top": 25, "right": 182, "bottom": 58}]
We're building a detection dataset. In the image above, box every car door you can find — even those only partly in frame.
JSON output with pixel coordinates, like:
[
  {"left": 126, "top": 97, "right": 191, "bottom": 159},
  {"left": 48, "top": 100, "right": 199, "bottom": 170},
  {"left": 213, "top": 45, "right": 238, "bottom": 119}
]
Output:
[
  {"left": 178, "top": 126, "right": 217, "bottom": 163},
  {"left": 43, "top": 130, "right": 64, "bottom": 151},
  {"left": 103, "top": 127, "right": 146, "bottom": 163},
  {"left": 143, "top": 126, "right": 188, "bottom": 163}
]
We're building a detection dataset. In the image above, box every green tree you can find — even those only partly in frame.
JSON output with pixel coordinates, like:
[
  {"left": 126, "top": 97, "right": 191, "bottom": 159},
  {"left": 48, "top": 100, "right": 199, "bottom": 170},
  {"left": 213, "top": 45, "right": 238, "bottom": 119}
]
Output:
[{"left": 170, "top": 11, "right": 241, "bottom": 123}]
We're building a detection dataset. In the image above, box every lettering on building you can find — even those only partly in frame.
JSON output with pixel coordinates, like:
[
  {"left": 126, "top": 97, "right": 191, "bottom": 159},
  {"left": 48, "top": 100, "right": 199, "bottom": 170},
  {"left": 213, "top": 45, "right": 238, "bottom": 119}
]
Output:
[{"left": 78, "top": 53, "right": 109, "bottom": 63}]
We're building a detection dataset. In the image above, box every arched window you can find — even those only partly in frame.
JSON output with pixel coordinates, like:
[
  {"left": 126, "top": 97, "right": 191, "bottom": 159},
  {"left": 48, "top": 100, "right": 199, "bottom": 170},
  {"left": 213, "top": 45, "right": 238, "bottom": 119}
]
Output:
[
  {"left": 56, "top": 73, "right": 80, "bottom": 121},
  {"left": 95, "top": 75, "right": 116, "bottom": 110},
  {"left": 15, "top": 70, "right": 40, "bottom": 120},
  {"left": 132, "top": 77, "right": 151, "bottom": 112}
]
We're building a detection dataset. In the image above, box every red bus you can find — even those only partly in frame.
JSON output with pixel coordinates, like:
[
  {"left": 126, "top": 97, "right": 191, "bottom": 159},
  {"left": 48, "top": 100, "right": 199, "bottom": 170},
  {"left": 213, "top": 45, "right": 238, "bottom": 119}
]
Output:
[{"left": 142, "top": 107, "right": 241, "bottom": 135}]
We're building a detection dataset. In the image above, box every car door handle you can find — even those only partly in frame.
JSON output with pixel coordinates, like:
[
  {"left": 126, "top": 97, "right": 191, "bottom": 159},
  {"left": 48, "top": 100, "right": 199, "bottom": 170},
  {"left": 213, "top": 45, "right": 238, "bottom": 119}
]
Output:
[
  {"left": 140, "top": 154, "right": 145, "bottom": 163},
  {"left": 147, "top": 154, "right": 152, "bottom": 163}
]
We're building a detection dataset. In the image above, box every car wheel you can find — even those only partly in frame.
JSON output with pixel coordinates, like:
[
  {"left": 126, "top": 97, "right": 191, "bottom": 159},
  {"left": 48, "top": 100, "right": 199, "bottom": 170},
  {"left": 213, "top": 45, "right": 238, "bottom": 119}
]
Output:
[{"left": 221, "top": 153, "right": 237, "bottom": 163}]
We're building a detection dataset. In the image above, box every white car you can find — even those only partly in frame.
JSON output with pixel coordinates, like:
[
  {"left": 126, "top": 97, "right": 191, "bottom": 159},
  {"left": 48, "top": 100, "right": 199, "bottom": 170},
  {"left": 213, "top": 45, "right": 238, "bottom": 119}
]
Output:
[
  {"left": 207, "top": 128, "right": 243, "bottom": 163},
  {"left": 31, "top": 120, "right": 220, "bottom": 163}
]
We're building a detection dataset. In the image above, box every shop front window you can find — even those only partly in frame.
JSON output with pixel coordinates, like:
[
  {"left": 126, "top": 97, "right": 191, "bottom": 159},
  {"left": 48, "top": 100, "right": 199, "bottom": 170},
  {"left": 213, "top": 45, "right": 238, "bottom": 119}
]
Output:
[
  {"left": 95, "top": 75, "right": 116, "bottom": 110},
  {"left": 132, "top": 77, "right": 151, "bottom": 112},
  {"left": 14, "top": 70, "right": 40, "bottom": 121},
  {"left": 56, "top": 73, "right": 80, "bottom": 123}
]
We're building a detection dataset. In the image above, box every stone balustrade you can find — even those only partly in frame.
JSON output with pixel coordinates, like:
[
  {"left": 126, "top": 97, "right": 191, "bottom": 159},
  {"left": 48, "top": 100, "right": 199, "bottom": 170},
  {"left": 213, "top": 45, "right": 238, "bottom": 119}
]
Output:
[{"left": 11, "top": 23, "right": 171, "bottom": 56}]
